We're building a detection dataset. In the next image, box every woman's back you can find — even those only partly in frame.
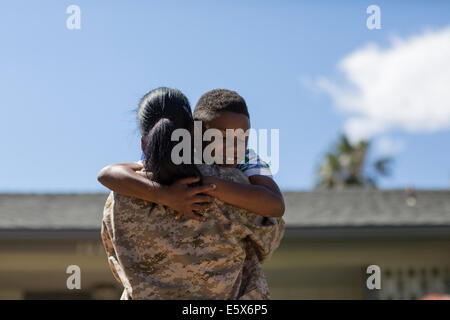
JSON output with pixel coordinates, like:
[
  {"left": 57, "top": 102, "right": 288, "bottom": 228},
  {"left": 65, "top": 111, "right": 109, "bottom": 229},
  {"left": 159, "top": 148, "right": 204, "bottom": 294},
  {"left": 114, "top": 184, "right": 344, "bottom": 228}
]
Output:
[{"left": 101, "top": 164, "right": 285, "bottom": 300}]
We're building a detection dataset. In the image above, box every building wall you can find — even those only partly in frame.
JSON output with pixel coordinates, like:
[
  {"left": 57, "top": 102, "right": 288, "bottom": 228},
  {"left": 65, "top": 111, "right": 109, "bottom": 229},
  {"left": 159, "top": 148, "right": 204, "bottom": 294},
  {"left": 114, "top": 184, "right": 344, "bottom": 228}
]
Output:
[
  {"left": 265, "top": 233, "right": 450, "bottom": 299},
  {"left": 1, "top": 230, "right": 449, "bottom": 299},
  {"left": 0, "top": 233, "right": 121, "bottom": 299}
]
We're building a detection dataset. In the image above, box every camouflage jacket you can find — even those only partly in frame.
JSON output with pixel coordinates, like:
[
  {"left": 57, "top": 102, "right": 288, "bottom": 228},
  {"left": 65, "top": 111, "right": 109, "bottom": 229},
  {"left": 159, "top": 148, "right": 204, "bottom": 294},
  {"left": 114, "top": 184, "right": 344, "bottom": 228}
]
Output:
[{"left": 101, "top": 164, "right": 285, "bottom": 300}]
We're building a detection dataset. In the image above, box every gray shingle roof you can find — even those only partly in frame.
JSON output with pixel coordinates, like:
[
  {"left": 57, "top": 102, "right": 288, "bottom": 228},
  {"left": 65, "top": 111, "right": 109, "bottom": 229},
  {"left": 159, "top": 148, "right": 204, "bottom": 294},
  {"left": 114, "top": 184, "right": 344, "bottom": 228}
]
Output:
[
  {"left": 0, "top": 194, "right": 107, "bottom": 229},
  {"left": 283, "top": 189, "right": 450, "bottom": 227},
  {"left": 0, "top": 189, "right": 449, "bottom": 230}
]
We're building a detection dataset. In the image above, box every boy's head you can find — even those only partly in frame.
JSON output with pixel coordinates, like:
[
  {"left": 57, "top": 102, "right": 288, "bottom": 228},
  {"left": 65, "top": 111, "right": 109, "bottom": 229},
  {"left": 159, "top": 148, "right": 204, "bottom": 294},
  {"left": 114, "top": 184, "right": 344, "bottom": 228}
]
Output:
[
  {"left": 194, "top": 89, "right": 250, "bottom": 167},
  {"left": 193, "top": 89, "right": 249, "bottom": 122}
]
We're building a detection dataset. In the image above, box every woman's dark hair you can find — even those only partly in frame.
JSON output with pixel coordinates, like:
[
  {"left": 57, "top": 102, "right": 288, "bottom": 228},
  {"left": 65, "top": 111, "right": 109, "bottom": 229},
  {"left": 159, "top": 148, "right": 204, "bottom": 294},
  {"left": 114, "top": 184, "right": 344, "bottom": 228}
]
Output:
[{"left": 137, "top": 87, "right": 201, "bottom": 185}]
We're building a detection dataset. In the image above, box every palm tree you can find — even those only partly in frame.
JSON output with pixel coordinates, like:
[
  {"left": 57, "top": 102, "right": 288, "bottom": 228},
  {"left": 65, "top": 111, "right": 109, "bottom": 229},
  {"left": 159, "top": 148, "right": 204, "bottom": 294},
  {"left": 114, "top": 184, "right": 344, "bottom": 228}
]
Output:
[{"left": 317, "top": 135, "right": 392, "bottom": 189}]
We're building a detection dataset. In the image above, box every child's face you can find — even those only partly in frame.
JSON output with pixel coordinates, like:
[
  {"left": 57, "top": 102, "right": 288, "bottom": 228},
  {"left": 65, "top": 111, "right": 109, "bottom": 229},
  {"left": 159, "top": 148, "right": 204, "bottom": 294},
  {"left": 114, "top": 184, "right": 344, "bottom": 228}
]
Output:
[{"left": 204, "top": 111, "right": 250, "bottom": 167}]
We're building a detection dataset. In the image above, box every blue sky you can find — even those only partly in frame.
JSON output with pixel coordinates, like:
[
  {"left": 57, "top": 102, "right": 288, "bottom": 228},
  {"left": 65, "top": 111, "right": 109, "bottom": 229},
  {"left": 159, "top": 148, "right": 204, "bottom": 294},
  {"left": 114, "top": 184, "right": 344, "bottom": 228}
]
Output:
[{"left": 1, "top": 0, "right": 449, "bottom": 192}]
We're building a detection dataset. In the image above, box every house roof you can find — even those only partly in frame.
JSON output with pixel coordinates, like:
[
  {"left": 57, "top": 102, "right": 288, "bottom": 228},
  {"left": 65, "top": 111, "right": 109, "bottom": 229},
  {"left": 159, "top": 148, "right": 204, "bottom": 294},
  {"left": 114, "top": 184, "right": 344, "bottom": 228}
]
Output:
[
  {"left": 0, "top": 194, "right": 107, "bottom": 229},
  {"left": 283, "top": 189, "right": 450, "bottom": 228},
  {"left": 0, "top": 189, "right": 449, "bottom": 230}
]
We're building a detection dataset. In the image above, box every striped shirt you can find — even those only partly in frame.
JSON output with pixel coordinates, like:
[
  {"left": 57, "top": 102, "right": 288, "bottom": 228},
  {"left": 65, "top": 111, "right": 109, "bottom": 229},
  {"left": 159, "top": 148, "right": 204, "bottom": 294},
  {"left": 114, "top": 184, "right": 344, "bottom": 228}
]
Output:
[{"left": 237, "top": 149, "right": 272, "bottom": 178}]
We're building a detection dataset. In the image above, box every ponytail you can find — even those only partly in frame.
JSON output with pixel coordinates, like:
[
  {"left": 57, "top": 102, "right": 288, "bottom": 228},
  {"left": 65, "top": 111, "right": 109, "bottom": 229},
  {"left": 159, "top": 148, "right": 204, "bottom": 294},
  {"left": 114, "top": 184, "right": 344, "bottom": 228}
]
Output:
[{"left": 143, "top": 118, "right": 201, "bottom": 186}]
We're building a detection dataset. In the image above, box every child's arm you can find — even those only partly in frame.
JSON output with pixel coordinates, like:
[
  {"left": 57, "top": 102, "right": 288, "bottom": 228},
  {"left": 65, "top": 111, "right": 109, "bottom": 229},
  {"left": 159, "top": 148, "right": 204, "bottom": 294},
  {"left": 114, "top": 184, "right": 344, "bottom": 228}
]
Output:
[
  {"left": 203, "top": 175, "right": 285, "bottom": 218},
  {"left": 97, "top": 163, "right": 215, "bottom": 221}
]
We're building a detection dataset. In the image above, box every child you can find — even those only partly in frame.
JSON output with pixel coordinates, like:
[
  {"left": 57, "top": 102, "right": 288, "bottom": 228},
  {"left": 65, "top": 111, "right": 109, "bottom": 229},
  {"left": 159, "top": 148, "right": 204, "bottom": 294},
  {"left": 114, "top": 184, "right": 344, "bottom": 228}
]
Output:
[{"left": 98, "top": 89, "right": 285, "bottom": 220}]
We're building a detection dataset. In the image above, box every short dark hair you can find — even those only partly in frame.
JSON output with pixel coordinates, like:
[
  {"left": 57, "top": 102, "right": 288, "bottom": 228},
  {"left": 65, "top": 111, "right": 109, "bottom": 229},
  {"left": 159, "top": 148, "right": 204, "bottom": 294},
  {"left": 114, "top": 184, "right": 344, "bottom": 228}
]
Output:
[{"left": 193, "top": 89, "right": 249, "bottom": 121}]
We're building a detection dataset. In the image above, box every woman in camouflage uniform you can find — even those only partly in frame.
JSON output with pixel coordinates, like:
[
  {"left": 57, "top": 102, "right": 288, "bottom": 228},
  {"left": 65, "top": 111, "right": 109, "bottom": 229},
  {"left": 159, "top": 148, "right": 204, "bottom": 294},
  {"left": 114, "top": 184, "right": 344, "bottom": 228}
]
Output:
[{"left": 101, "top": 88, "right": 284, "bottom": 299}]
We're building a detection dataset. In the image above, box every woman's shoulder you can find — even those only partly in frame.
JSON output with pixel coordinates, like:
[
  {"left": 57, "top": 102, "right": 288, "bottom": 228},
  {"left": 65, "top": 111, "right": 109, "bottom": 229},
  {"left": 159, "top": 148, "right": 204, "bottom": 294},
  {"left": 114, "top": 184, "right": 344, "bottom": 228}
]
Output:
[
  {"left": 112, "top": 168, "right": 156, "bottom": 210},
  {"left": 197, "top": 164, "right": 249, "bottom": 184},
  {"left": 113, "top": 191, "right": 154, "bottom": 211}
]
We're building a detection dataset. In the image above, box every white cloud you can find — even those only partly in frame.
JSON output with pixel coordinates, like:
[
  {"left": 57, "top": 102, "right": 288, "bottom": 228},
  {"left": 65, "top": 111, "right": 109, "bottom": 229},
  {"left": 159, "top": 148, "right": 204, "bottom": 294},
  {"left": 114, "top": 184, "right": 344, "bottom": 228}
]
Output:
[
  {"left": 314, "top": 26, "right": 450, "bottom": 142},
  {"left": 374, "top": 136, "right": 405, "bottom": 156}
]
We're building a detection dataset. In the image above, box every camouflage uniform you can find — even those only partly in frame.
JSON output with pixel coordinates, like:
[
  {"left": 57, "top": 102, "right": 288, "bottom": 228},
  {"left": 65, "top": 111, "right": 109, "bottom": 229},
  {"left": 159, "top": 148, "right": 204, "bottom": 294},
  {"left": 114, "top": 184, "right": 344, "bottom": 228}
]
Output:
[{"left": 101, "top": 164, "right": 285, "bottom": 300}]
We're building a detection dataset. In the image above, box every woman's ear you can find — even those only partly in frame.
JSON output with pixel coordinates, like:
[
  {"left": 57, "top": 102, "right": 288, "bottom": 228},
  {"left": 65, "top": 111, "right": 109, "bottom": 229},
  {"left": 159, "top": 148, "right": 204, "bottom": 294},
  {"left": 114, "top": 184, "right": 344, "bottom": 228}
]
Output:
[{"left": 141, "top": 136, "right": 146, "bottom": 152}]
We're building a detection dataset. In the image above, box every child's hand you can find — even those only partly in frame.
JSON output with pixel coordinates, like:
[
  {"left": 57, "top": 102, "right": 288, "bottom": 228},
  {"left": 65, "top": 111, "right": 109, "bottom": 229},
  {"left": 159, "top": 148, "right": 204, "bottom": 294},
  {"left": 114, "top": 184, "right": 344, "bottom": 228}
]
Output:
[
  {"left": 162, "top": 177, "right": 216, "bottom": 222},
  {"left": 201, "top": 176, "right": 219, "bottom": 197}
]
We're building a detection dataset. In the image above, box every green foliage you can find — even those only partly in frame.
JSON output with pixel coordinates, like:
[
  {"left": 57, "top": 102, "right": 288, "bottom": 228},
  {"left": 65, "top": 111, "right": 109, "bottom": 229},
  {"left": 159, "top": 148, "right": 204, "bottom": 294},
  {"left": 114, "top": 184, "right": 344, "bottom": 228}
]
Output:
[{"left": 317, "top": 134, "right": 392, "bottom": 189}]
